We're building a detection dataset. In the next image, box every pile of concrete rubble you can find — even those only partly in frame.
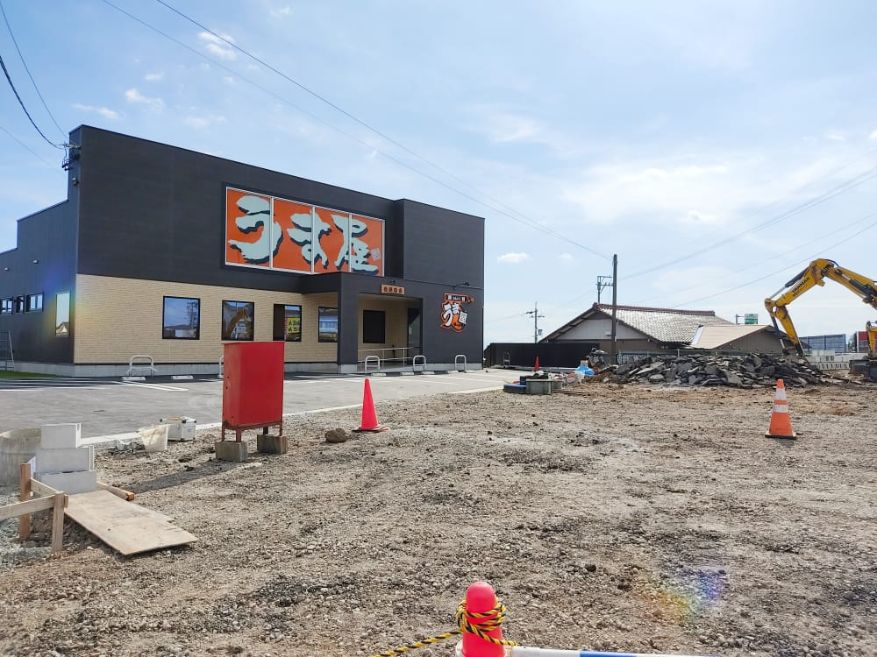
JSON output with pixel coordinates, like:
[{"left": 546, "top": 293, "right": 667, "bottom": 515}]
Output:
[{"left": 612, "top": 353, "right": 829, "bottom": 387}]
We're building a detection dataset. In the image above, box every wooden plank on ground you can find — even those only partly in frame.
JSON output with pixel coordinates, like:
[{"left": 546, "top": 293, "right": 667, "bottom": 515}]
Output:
[
  {"left": 97, "top": 481, "right": 136, "bottom": 501},
  {"left": 64, "top": 490, "right": 197, "bottom": 556}
]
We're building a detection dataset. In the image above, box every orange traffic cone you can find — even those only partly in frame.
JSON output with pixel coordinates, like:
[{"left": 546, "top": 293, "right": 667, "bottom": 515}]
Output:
[
  {"left": 354, "top": 378, "right": 387, "bottom": 433},
  {"left": 766, "top": 378, "right": 796, "bottom": 439},
  {"left": 534, "top": 355, "right": 541, "bottom": 371}
]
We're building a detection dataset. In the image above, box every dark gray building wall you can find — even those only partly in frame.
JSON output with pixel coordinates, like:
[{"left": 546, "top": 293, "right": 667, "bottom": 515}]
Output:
[
  {"left": 336, "top": 274, "right": 483, "bottom": 366},
  {"left": 71, "top": 127, "right": 484, "bottom": 294},
  {"left": 398, "top": 199, "right": 485, "bottom": 288},
  {"left": 0, "top": 202, "right": 77, "bottom": 362}
]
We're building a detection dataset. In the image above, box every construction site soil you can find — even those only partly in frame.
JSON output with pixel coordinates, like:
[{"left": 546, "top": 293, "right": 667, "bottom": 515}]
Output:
[{"left": 1, "top": 383, "right": 875, "bottom": 657}]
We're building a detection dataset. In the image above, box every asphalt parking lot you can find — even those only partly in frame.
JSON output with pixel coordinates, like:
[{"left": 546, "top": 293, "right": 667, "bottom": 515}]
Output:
[{"left": 0, "top": 371, "right": 512, "bottom": 439}]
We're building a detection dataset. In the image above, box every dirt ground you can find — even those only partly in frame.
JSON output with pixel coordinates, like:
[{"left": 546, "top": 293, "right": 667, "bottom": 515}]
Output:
[{"left": 0, "top": 382, "right": 875, "bottom": 657}]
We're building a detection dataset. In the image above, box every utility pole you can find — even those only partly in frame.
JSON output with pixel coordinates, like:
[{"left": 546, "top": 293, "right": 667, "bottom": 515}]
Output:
[
  {"left": 525, "top": 302, "right": 545, "bottom": 344},
  {"left": 596, "top": 275, "right": 613, "bottom": 304},
  {"left": 609, "top": 254, "right": 618, "bottom": 364}
]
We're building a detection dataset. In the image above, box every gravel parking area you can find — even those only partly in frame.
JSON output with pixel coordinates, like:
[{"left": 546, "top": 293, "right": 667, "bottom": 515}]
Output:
[{"left": 0, "top": 383, "right": 874, "bottom": 657}]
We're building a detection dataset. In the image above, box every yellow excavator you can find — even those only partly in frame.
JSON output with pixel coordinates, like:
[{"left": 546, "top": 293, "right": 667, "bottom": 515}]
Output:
[{"left": 764, "top": 258, "right": 877, "bottom": 382}]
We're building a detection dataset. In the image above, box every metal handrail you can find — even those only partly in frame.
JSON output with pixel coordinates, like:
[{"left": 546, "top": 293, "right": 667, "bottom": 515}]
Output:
[
  {"left": 454, "top": 354, "right": 467, "bottom": 371},
  {"left": 358, "top": 346, "right": 419, "bottom": 366},
  {"left": 126, "top": 354, "right": 157, "bottom": 377},
  {"left": 412, "top": 355, "right": 426, "bottom": 372},
  {"left": 364, "top": 355, "right": 381, "bottom": 372}
]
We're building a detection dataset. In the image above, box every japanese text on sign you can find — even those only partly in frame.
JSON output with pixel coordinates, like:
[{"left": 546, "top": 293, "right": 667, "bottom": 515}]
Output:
[
  {"left": 440, "top": 292, "right": 474, "bottom": 332},
  {"left": 225, "top": 187, "right": 384, "bottom": 276}
]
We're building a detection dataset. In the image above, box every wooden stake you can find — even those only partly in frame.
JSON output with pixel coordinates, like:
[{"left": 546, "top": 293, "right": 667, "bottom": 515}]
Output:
[
  {"left": 19, "top": 462, "right": 32, "bottom": 542},
  {"left": 51, "top": 493, "right": 65, "bottom": 555},
  {"left": 97, "top": 481, "right": 135, "bottom": 501}
]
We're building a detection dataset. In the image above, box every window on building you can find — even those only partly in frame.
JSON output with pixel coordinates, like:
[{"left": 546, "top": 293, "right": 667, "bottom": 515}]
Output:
[
  {"left": 273, "top": 304, "right": 302, "bottom": 342},
  {"left": 0, "top": 298, "right": 11, "bottom": 315},
  {"left": 362, "top": 309, "right": 386, "bottom": 344},
  {"left": 163, "top": 296, "right": 200, "bottom": 340},
  {"left": 26, "top": 293, "right": 44, "bottom": 312},
  {"left": 14, "top": 296, "right": 25, "bottom": 313},
  {"left": 56, "top": 292, "right": 70, "bottom": 337},
  {"left": 318, "top": 306, "right": 339, "bottom": 342},
  {"left": 222, "top": 300, "right": 254, "bottom": 341}
]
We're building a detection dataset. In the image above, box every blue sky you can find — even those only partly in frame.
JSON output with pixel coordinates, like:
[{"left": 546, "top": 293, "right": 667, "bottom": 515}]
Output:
[{"left": 2, "top": 0, "right": 877, "bottom": 345}]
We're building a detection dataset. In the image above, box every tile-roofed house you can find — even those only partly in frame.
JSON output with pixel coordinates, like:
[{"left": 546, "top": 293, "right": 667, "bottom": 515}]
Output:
[{"left": 540, "top": 303, "right": 735, "bottom": 352}]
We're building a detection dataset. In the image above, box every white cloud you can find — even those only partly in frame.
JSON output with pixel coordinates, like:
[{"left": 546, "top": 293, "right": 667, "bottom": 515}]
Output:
[
  {"left": 183, "top": 114, "right": 227, "bottom": 130},
  {"left": 869, "top": 129, "right": 877, "bottom": 141},
  {"left": 466, "top": 106, "right": 577, "bottom": 155},
  {"left": 270, "top": 5, "right": 292, "bottom": 18},
  {"left": 559, "top": 253, "right": 574, "bottom": 262},
  {"left": 562, "top": 160, "right": 735, "bottom": 226},
  {"left": 824, "top": 129, "right": 847, "bottom": 142},
  {"left": 72, "top": 103, "right": 120, "bottom": 120},
  {"left": 555, "top": 151, "right": 876, "bottom": 231},
  {"left": 197, "top": 31, "right": 237, "bottom": 61},
  {"left": 124, "top": 88, "right": 165, "bottom": 112},
  {"left": 497, "top": 252, "right": 530, "bottom": 264},
  {"left": 144, "top": 72, "right": 164, "bottom": 82},
  {"left": 484, "top": 113, "right": 546, "bottom": 144}
]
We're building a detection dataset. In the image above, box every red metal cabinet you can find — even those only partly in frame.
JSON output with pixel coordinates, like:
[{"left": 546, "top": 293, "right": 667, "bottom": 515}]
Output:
[{"left": 222, "top": 342, "right": 284, "bottom": 437}]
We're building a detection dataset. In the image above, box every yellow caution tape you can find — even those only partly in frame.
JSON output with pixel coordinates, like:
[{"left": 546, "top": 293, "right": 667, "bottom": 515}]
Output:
[{"left": 370, "top": 599, "right": 517, "bottom": 657}]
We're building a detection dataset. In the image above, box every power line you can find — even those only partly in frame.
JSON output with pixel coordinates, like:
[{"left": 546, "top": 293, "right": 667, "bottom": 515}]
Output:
[
  {"left": 621, "top": 165, "right": 877, "bottom": 281},
  {"left": 671, "top": 215, "right": 877, "bottom": 308},
  {"left": 0, "top": 125, "right": 57, "bottom": 168},
  {"left": 0, "top": 52, "right": 64, "bottom": 149},
  {"left": 0, "top": 0, "right": 65, "bottom": 138},
  {"left": 103, "top": 2, "right": 603, "bottom": 259},
  {"left": 486, "top": 311, "right": 529, "bottom": 324},
  {"left": 151, "top": 0, "right": 608, "bottom": 260},
  {"left": 629, "top": 209, "right": 877, "bottom": 307},
  {"left": 550, "top": 170, "right": 877, "bottom": 313}
]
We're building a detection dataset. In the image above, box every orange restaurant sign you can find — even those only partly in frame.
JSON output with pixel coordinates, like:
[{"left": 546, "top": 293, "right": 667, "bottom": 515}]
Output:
[{"left": 225, "top": 187, "right": 384, "bottom": 276}]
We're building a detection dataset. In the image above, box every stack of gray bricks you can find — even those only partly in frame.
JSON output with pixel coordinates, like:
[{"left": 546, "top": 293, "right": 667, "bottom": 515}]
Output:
[{"left": 35, "top": 423, "right": 97, "bottom": 494}]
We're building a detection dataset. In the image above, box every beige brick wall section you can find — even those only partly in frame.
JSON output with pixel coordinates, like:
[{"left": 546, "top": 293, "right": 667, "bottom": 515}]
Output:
[{"left": 74, "top": 274, "right": 338, "bottom": 364}]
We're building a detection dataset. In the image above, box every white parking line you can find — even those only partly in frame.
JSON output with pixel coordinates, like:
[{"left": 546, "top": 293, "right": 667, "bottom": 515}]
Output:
[
  {"left": 0, "top": 386, "right": 110, "bottom": 392},
  {"left": 113, "top": 381, "right": 189, "bottom": 392},
  {"left": 450, "top": 386, "right": 504, "bottom": 394}
]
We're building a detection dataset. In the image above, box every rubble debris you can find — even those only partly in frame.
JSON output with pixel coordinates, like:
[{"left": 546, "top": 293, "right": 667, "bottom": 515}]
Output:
[{"left": 612, "top": 353, "right": 829, "bottom": 387}]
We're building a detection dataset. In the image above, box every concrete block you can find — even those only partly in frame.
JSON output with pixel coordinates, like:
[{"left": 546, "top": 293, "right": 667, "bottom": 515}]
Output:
[
  {"left": 525, "top": 378, "right": 553, "bottom": 395},
  {"left": 215, "top": 440, "right": 248, "bottom": 463},
  {"left": 40, "top": 423, "right": 82, "bottom": 449},
  {"left": 34, "top": 445, "right": 94, "bottom": 474},
  {"left": 160, "top": 417, "right": 196, "bottom": 442},
  {"left": 257, "top": 434, "right": 288, "bottom": 455},
  {"left": 39, "top": 470, "right": 98, "bottom": 495}
]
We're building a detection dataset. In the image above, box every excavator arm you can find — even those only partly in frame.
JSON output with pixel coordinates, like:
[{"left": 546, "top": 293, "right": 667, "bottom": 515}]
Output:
[{"left": 764, "top": 258, "right": 877, "bottom": 358}]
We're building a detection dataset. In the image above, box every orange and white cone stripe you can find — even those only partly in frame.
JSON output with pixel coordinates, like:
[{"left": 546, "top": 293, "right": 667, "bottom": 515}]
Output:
[{"left": 766, "top": 378, "right": 796, "bottom": 438}]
